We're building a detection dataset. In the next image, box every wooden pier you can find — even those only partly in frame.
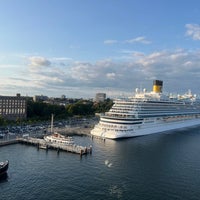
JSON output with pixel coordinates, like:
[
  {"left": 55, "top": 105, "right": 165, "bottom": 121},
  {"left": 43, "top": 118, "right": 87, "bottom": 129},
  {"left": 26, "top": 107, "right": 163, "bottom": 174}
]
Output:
[{"left": 0, "top": 137, "right": 92, "bottom": 156}]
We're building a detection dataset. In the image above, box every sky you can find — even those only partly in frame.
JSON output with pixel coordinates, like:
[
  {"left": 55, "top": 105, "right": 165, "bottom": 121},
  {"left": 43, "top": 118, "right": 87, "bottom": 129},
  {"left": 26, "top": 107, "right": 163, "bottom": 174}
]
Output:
[{"left": 0, "top": 0, "right": 200, "bottom": 98}]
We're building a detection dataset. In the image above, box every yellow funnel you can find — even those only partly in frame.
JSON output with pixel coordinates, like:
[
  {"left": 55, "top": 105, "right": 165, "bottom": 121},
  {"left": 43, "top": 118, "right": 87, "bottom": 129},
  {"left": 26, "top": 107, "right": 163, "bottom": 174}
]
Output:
[{"left": 152, "top": 80, "right": 163, "bottom": 93}]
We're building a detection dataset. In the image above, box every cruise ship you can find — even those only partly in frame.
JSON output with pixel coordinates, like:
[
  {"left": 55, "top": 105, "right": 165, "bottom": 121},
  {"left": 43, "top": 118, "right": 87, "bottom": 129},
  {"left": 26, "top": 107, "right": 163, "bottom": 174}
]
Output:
[{"left": 91, "top": 80, "right": 200, "bottom": 139}]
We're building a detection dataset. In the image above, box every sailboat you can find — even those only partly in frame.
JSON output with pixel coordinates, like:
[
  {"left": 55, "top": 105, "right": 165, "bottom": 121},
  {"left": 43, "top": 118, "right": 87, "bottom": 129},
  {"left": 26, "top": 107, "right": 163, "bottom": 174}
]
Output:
[{"left": 44, "top": 114, "right": 74, "bottom": 145}]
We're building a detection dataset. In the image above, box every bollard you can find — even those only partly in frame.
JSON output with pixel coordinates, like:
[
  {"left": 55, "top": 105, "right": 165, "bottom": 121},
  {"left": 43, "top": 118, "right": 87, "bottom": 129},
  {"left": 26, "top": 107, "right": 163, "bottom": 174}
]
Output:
[
  {"left": 89, "top": 145, "right": 92, "bottom": 154},
  {"left": 80, "top": 149, "right": 83, "bottom": 157}
]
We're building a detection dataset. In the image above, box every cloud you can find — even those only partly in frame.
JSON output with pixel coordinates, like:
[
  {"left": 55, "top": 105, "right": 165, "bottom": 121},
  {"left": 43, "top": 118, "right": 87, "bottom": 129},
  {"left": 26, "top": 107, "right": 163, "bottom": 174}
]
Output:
[
  {"left": 1, "top": 49, "right": 200, "bottom": 98},
  {"left": 104, "top": 36, "right": 151, "bottom": 45},
  {"left": 29, "top": 56, "right": 51, "bottom": 67},
  {"left": 125, "top": 36, "right": 151, "bottom": 44},
  {"left": 24, "top": 50, "right": 200, "bottom": 96},
  {"left": 185, "top": 24, "right": 200, "bottom": 40},
  {"left": 106, "top": 72, "right": 116, "bottom": 80},
  {"left": 52, "top": 57, "right": 72, "bottom": 61},
  {"left": 119, "top": 50, "right": 145, "bottom": 60},
  {"left": 70, "top": 62, "right": 97, "bottom": 81},
  {"left": 104, "top": 40, "right": 118, "bottom": 44}
]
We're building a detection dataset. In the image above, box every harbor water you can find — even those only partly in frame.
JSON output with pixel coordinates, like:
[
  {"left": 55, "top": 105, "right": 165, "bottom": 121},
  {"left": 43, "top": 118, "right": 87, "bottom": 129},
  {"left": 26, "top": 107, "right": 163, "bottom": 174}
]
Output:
[{"left": 1, "top": 127, "right": 200, "bottom": 200}]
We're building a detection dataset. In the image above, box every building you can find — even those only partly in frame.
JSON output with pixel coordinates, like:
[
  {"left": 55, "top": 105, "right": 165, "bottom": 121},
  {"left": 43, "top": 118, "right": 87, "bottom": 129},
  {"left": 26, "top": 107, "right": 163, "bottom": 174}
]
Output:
[
  {"left": 0, "top": 94, "right": 27, "bottom": 120},
  {"left": 95, "top": 93, "right": 106, "bottom": 102},
  {"left": 61, "top": 95, "right": 66, "bottom": 99},
  {"left": 33, "top": 95, "right": 48, "bottom": 102}
]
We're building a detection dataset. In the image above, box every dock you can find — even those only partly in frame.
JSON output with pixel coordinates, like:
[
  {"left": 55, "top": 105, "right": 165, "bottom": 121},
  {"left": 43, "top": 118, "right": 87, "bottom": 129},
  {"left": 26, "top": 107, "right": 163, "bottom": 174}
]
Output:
[
  {"left": 0, "top": 139, "right": 19, "bottom": 146},
  {"left": 0, "top": 137, "right": 92, "bottom": 156}
]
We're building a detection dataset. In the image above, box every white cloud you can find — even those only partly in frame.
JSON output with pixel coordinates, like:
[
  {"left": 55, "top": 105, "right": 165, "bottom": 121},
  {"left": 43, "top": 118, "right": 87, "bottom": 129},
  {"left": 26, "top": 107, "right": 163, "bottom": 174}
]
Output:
[
  {"left": 183, "top": 61, "right": 192, "bottom": 66},
  {"left": 22, "top": 50, "right": 200, "bottom": 96},
  {"left": 104, "top": 40, "right": 118, "bottom": 44},
  {"left": 52, "top": 57, "right": 73, "bottom": 61},
  {"left": 106, "top": 72, "right": 116, "bottom": 80},
  {"left": 29, "top": 56, "right": 51, "bottom": 67},
  {"left": 104, "top": 36, "right": 151, "bottom": 45},
  {"left": 125, "top": 36, "right": 151, "bottom": 44},
  {"left": 121, "top": 50, "right": 145, "bottom": 57},
  {"left": 1, "top": 49, "right": 200, "bottom": 98},
  {"left": 70, "top": 62, "right": 97, "bottom": 81},
  {"left": 185, "top": 24, "right": 200, "bottom": 40}
]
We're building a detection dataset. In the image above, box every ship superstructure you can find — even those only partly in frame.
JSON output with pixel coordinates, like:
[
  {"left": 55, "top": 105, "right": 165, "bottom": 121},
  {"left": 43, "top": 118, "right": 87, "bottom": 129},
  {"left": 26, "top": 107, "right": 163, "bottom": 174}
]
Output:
[{"left": 91, "top": 80, "right": 200, "bottom": 139}]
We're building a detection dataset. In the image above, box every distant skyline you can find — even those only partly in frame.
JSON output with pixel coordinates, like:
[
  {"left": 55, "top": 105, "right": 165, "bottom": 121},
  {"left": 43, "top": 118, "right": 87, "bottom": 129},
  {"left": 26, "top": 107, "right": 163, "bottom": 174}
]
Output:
[{"left": 1, "top": 0, "right": 200, "bottom": 98}]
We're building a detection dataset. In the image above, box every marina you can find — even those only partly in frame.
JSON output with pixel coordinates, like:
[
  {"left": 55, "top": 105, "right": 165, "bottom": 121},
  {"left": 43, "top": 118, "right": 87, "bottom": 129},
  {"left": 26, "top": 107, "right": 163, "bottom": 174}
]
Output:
[{"left": 0, "top": 114, "right": 94, "bottom": 156}]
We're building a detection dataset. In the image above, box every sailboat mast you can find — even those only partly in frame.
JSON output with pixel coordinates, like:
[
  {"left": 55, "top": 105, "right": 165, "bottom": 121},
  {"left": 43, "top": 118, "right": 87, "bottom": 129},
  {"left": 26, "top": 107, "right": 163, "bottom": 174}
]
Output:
[{"left": 51, "top": 114, "right": 54, "bottom": 134}]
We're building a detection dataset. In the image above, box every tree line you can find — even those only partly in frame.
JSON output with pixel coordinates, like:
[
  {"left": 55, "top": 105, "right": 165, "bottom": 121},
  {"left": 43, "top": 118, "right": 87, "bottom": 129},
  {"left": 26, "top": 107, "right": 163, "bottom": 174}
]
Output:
[
  {"left": 27, "top": 99, "right": 113, "bottom": 120},
  {"left": 0, "top": 99, "right": 113, "bottom": 126}
]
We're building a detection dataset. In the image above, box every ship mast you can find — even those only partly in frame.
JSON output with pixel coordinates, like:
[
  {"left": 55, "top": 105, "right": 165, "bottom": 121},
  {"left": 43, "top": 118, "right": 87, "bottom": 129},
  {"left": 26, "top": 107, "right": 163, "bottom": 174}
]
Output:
[{"left": 51, "top": 114, "right": 54, "bottom": 134}]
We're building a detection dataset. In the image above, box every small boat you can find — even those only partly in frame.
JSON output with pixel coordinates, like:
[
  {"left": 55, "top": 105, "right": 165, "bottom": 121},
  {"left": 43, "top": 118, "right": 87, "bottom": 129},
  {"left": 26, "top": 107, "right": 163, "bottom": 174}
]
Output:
[
  {"left": 44, "top": 114, "right": 74, "bottom": 145},
  {"left": 0, "top": 160, "right": 9, "bottom": 177},
  {"left": 44, "top": 133, "right": 74, "bottom": 145}
]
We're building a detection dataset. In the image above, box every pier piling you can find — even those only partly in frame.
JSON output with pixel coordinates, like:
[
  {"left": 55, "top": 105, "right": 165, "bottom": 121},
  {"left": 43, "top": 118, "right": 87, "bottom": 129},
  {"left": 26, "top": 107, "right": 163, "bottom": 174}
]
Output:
[{"left": 89, "top": 145, "right": 92, "bottom": 154}]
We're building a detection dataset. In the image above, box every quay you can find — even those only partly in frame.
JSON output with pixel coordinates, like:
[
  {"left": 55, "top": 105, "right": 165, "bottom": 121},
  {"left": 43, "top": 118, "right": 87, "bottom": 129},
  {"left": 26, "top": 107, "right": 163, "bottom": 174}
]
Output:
[
  {"left": 0, "top": 139, "right": 18, "bottom": 146},
  {"left": 0, "top": 137, "right": 92, "bottom": 156}
]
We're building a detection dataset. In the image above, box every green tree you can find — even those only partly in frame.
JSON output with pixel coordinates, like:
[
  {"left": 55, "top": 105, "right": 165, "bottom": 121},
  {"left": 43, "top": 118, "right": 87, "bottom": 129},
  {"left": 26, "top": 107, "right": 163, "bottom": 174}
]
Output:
[{"left": 0, "top": 116, "right": 6, "bottom": 126}]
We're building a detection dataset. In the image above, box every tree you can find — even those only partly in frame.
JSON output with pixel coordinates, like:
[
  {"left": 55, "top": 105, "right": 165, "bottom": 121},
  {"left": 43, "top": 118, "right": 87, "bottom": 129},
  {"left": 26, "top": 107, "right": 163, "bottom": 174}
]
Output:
[{"left": 0, "top": 116, "right": 7, "bottom": 126}]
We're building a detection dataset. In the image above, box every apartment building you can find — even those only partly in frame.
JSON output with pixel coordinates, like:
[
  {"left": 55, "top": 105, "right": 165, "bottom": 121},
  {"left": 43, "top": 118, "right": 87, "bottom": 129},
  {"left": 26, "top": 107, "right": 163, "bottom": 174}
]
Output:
[{"left": 0, "top": 94, "right": 27, "bottom": 120}]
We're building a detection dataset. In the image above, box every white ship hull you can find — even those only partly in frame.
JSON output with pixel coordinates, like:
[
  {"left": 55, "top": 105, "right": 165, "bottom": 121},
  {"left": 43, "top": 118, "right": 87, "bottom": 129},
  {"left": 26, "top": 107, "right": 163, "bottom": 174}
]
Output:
[
  {"left": 91, "top": 118, "right": 200, "bottom": 139},
  {"left": 44, "top": 133, "right": 74, "bottom": 145},
  {"left": 91, "top": 80, "right": 200, "bottom": 139}
]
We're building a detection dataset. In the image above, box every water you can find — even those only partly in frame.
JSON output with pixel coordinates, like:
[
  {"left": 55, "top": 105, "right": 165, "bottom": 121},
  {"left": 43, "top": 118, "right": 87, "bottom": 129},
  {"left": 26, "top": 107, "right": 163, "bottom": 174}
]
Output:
[{"left": 1, "top": 128, "right": 200, "bottom": 200}]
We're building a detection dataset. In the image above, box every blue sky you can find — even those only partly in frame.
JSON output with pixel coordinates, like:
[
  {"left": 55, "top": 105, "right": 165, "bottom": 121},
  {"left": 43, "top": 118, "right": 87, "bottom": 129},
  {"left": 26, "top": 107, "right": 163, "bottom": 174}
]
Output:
[{"left": 0, "top": 0, "right": 200, "bottom": 98}]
